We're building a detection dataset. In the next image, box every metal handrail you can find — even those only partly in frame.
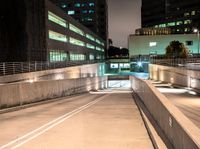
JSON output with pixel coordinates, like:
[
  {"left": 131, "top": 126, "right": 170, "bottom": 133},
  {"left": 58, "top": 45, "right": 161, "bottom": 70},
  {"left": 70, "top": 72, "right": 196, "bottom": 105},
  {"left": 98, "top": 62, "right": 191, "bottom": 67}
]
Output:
[
  {"left": 0, "top": 60, "right": 104, "bottom": 76},
  {"left": 149, "top": 57, "right": 200, "bottom": 70}
]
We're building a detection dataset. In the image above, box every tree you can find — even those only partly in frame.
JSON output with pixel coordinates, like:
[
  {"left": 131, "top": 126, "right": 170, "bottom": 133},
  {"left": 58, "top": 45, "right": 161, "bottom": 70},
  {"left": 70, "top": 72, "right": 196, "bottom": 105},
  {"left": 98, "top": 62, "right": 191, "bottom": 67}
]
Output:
[
  {"left": 165, "top": 40, "right": 189, "bottom": 58},
  {"left": 108, "top": 38, "right": 113, "bottom": 47}
]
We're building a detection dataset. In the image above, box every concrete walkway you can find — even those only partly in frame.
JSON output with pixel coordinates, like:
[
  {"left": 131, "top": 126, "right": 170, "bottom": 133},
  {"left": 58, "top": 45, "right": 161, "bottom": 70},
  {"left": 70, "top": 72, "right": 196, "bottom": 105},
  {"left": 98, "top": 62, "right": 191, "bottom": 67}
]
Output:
[
  {"left": 152, "top": 80, "right": 200, "bottom": 129},
  {"left": 0, "top": 90, "right": 153, "bottom": 149}
]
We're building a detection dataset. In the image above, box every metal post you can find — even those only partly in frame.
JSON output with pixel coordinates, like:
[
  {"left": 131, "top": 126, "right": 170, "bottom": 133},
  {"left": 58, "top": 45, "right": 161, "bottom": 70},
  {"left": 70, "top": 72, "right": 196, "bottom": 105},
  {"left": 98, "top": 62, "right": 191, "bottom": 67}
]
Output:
[
  {"left": 197, "top": 30, "right": 200, "bottom": 55},
  {"left": 13, "top": 63, "right": 15, "bottom": 74},
  {"left": 34, "top": 61, "right": 37, "bottom": 71},
  {"left": 3, "top": 63, "right": 5, "bottom": 76}
]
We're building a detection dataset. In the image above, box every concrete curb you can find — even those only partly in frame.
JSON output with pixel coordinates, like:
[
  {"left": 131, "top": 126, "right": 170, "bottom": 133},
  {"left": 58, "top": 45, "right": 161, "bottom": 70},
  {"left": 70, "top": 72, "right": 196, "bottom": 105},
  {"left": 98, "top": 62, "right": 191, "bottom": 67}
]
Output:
[
  {"left": 132, "top": 92, "right": 173, "bottom": 149},
  {"left": 132, "top": 92, "right": 159, "bottom": 149}
]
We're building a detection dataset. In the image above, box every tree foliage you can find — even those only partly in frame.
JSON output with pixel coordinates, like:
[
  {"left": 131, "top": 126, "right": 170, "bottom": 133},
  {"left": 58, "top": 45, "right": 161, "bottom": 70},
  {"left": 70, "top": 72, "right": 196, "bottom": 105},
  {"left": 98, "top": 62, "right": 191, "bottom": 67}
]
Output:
[
  {"left": 165, "top": 40, "right": 189, "bottom": 58},
  {"left": 108, "top": 46, "right": 129, "bottom": 58}
]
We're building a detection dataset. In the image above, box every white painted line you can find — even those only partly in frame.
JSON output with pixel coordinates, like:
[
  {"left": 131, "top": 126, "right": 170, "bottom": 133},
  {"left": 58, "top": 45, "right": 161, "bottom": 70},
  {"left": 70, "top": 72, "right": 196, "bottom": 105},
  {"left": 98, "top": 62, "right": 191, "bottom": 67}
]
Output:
[{"left": 0, "top": 95, "right": 106, "bottom": 149}]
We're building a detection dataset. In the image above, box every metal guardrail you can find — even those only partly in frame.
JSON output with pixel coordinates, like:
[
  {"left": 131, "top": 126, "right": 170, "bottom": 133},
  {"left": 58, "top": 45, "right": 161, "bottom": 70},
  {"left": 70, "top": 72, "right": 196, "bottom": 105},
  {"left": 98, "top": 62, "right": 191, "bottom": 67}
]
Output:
[
  {"left": 150, "top": 57, "right": 200, "bottom": 68},
  {"left": 0, "top": 60, "right": 104, "bottom": 76}
]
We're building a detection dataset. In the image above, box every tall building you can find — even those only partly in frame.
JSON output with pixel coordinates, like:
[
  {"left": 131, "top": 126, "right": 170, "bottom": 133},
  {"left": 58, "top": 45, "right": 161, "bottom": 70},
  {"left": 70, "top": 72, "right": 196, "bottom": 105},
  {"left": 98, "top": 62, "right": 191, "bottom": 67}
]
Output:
[
  {"left": 0, "top": 0, "right": 105, "bottom": 62},
  {"left": 142, "top": 0, "right": 200, "bottom": 34},
  {"left": 50, "top": 0, "right": 108, "bottom": 43}
]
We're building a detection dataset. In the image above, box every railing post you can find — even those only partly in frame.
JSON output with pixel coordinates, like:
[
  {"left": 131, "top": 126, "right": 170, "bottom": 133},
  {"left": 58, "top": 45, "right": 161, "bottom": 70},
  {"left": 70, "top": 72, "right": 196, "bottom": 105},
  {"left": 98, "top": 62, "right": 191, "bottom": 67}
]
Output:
[
  {"left": 21, "top": 62, "right": 23, "bottom": 73},
  {"left": 13, "top": 63, "right": 15, "bottom": 74},
  {"left": 3, "top": 63, "right": 5, "bottom": 76},
  {"left": 29, "top": 62, "right": 30, "bottom": 72},
  {"left": 34, "top": 61, "right": 37, "bottom": 71}
]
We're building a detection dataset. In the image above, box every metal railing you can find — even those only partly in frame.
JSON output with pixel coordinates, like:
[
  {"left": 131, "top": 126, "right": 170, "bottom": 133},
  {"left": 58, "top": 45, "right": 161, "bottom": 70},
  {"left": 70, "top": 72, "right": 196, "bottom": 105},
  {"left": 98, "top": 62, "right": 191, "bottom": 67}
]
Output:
[
  {"left": 150, "top": 57, "right": 200, "bottom": 70},
  {"left": 0, "top": 60, "right": 104, "bottom": 76}
]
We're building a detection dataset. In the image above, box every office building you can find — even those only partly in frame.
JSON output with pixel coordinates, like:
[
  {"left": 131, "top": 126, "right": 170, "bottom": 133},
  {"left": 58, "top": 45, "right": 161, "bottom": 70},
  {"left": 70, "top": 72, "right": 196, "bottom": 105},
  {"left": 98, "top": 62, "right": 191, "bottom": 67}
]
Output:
[
  {"left": 0, "top": 0, "right": 105, "bottom": 62},
  {"left": 50, "top": 0, "right": 108, "bottom": 42},
  {"left": 129, "top": 34, "right": 199, "bottom": 57},
  {"left": 142, "top": 0, "right": 200, "bottom": 34}
]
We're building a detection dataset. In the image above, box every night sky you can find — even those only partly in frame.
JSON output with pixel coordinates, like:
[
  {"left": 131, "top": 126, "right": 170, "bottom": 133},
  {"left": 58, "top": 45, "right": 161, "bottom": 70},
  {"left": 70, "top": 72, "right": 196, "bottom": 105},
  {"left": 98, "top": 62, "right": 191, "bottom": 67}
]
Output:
[{"left": 108, "top": 0, "right": 141, "bottom": 48}]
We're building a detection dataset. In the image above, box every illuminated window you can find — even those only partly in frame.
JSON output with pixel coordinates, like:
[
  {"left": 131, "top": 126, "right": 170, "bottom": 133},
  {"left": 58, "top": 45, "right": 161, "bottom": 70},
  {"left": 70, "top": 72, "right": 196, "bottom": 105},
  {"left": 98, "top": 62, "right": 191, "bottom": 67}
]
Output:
[
  {"left": 167, "top": 22, "right": 175, "bottom": 27},
  {"left": 89, "top": 3, "right": 95, "bottom": 7},
  {"left": 101, "top": 48, "right": 105, "bottom": 52},
  {"left": 69, "top": 24, "right": 85, "bottom": 36},
  {"left": 96, "top": 46, "right": 101, "bottom": 51},
  {"left": 86, "top": 43, "right": 95, "bottom": 49},
  {"left": 82, "top": 10, "right": 87, "bottom": 14},
  {"left": 96, "top": 55, "right": 101, "bottom": 60},
  {"left": 186, "top": 41, "right": 193, "bottom": 46},
  {"left": 159, "top": 24, "right": 166, "bottom": 28},
  {"left": 69, "top": 37, "right": 85, "bottom": 47},
  {"left": 110, "top": 63, "right": 118, "bottom": 69},
  {"left": 184, "top": 20, "right": 192, "bottom": 24},
  {"left": 191, "top": 11, "right": 196, "bottom": 16},
  {"left": 70, "top": 53, "right": 86, "bottom": 61},
  {"left": 82, "top": 17, "right": 93, "bottom": 22},
  {"left": 74, "top": 3, "right": 81, "bottom": 7},
  {"left": 61, "top": 4, "right": 67, "bottom": 8},
  {"left": 81, "top": 3, "right": 87, "bottom": 7},
  {"left": 96, "top": 39, "right": 101, "bottom": 44},
  {"left": 101, "top": 42, "right": 105, "bottom": 46},
  {"left": 89, "top": 54, "right": 94, "bottom": 60},
  {"left": 149, "top": 42, "right": 157, "bottom": 47},
  {"left": 48, "top": 11, "right": 67, "bottom": 28},
  {"left": 50, "top": 50, "right": 68, "bottom": 62},
  {"left": 89, "top": 10, "right": 95, "bottom": 13},
  {"left": 184, "top": 12, "right": 190, "bottom": 17},
  {"left": 68, "top": 10, "right": 75, "bottom": 15},
  {"left": 49, "top": 30, "right": 67, "bottom": 42},
  {"left": 86, "top": 34, "right": 95, "bottom": 41},
  {"left": 176, "top": 21, "right": 182, "bottom": 25}
]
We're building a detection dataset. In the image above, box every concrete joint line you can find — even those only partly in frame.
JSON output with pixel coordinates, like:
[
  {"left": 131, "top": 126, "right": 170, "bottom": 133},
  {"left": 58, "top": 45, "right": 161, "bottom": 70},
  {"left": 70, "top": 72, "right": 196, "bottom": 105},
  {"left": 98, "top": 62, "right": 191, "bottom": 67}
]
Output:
[{"left": 0, "top": 95, "right": 107, "bottom": 149}]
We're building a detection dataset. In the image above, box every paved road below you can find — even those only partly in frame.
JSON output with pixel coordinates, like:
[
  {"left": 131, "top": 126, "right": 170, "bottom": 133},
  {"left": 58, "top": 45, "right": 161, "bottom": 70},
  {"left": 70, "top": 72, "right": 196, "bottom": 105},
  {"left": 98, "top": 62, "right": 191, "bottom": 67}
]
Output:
[
  {"left": 0, "top": 90, "right": 153, "bottom": 149},
  {"left": 151, "top": 80, "right": 200, "bottom": 129}
]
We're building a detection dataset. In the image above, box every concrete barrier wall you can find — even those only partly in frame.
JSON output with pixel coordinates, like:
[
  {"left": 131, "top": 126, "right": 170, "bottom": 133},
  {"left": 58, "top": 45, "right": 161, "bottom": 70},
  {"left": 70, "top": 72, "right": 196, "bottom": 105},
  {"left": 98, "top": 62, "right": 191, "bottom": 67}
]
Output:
[
  {"left": 149, "top": 64, "right": 200, "bottom": 90},
  {"left": 131, "top": 76, "right": 200, "bottom": 149},
  {"left": 0, "top": 63, "right": 104, "bottom": 84},
  {"left": 0, "top": 76, "right": 107, "bottom": 109}
]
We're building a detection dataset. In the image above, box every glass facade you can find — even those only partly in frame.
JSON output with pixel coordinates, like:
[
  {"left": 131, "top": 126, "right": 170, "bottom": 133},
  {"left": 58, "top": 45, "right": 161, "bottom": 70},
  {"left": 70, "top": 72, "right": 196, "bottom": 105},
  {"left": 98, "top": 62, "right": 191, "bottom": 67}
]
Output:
[
  {"left": 48, "top": 11, "right": 67, "bottom": 28},
  {"left": 70, "top": 53, "right": 86, "bottom": 61},
  {"left": 68, "top": 10, "right": 75, "bottom": 15},
  {"left": 49, "top": 30, "right": 67, "bottom": 42},
  {"left": 96, "top": 39, "right": 101, "bottom": 44},
  {"left": 69, "top": 24, "right": 85, "bottom": 36},
  {"left": 86, "top": 34, "right": 95, "bottom": 41},
  {"left": 86, "top": 43, "right": 95, "bottom": 49},
  {"left": 96, "top": 46, "right": 101, "bottom": 51},
  {"left": 89, "top": 54, "right": 94, "bottom": 60},
  {"left": 50, "top": 50, "right": 68, "bottom": 62},
  {"left": 69, "top": 37, "right": 85, "bottom": 46}
]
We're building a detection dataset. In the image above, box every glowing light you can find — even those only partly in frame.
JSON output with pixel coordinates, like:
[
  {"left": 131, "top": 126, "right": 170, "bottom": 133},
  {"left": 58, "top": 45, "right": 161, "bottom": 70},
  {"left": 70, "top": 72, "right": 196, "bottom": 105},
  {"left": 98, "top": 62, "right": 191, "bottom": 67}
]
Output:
[
  {"left": 194, "top": 28, "right": 198, "bottom": 33},
  {"left": 137, "top": 62, "right": 142, "bottom": 67},
  {"left": 149, "top": 42, "right": 157, "bottom": 47},
  {"left": 188, "top": 91, "right": 197, "bottom": 95},
  {"left": 55, "top": 74, "right": 64, "bottom": 80},
  {"left": 27, "top": 78, "right": 37, "bottom": 83}
]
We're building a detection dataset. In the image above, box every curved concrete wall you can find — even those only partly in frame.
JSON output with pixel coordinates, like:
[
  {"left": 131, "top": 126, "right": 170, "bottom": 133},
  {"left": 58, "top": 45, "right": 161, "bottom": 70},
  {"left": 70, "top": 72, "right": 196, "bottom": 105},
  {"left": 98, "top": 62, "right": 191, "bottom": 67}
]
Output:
[
  {"left": 0, "top": 76, "right": 107, "bottom": 109},
  {"left": 149, "top": 64, "right": 200, "bottom": 90},
  {"left": 131, "top": 76, "right": 200, "bottom": 149}
]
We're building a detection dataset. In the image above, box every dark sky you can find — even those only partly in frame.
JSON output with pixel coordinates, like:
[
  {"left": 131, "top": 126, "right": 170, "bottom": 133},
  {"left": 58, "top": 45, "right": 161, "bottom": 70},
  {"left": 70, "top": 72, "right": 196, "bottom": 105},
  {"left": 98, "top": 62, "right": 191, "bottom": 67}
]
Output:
[{"left": 108, "top": 0, "right": 141, "bottom": 48}]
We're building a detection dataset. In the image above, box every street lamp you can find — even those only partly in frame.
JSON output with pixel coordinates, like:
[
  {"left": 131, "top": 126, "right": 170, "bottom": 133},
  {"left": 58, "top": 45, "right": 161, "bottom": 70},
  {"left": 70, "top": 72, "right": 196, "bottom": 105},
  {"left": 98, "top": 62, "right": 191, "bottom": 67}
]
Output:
[{"left": 194, "top": 28, "right": 200, "bottom": 55}]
